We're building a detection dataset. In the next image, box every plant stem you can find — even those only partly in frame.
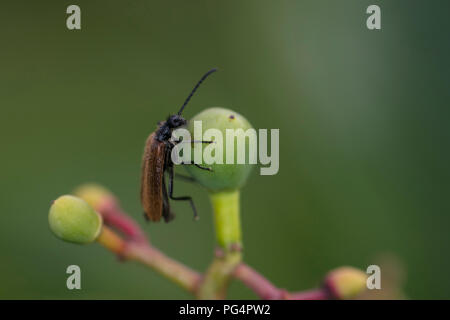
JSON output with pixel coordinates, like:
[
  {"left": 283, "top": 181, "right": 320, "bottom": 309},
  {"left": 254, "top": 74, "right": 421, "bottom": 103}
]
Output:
[
  {"left": 125, "top": 243, "right": 202, "bottom": 293},
  {"left": 97, "top": 196, "right": 148, "bottom": 243},
  {"left": 233, "top": 263, "right": 285, "bottom": 299},
  {"left": 210, "top": 190, "right": 242, "bottom": 248},
  {"left": 289, "top": 288, "right": 329, "bottom": 300},
  {"left": 97, "top": 226, "right": 126, "bottom": 254},
  {"left": 96, "top": 226, "right": 201, "bottom": 293},
  {"left": 197, "top": 190, "right": 243, "bottom": 299},
  {"left": 85, "top": 187, "right": 363, "bottom": 300}
]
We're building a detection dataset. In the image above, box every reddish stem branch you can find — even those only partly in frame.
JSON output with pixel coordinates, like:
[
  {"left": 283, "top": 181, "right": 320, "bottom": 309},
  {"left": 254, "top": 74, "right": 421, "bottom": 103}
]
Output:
[
  {"left": 91, "top": 193, "right": 343, "bottom": 299},
  {"left": 233, "top": 263, "right": 332, "bottom": 300},
  {"left": 97, "top": 226, "right": 202, "bottom": 293},
  {"left": 289, "top": 288, "right": 330, "bottom": 300},
  {"left": 97, "top": 196, "right": 148, "bottom": 243},
  {"left": 126, "top": 242, "right": 202, "bottom": 293},
  {"left": 233, "top": 263, "right": 286, "bottom": 299}
]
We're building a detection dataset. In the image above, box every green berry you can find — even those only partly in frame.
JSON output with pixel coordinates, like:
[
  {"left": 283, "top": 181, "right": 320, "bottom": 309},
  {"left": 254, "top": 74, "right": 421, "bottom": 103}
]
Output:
[
  {"left": 324, "top": 267, "right": 367, "bottom": 299},
  {"left": 185, "top": 107, "right": 255, "bottom": 192},
  {"left": 49, "top": 195, "right": 103, "bottom": 244}
]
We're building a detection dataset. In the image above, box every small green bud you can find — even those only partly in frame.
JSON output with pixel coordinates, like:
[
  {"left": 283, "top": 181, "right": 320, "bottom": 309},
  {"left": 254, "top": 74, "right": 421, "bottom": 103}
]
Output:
[
  {"left": 324, "top": 267, "right": 367, "bottom": 299},
  {"left": 49, "top": 195, "right": 103, "bottom": 244},
  {"left": 185, "top": 107, "right": 255, "bottom": 192}
]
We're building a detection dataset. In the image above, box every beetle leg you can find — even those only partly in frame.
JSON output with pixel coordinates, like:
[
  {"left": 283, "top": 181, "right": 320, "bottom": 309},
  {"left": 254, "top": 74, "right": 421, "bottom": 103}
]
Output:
[
  {"left": 161, "top": 174, "right": 175, "bottom": 223},
  {"left": 193, "top": 163, "right": 213, "bottom": 171},
  {"left": 179, "top": 161, "right": 213, "bottom": 171},
  {"left": 171, "top": 139, "right": 213, "bottom": 145},
  {"left": 168, "top": 166, "right": 199, "bottom": 220}
]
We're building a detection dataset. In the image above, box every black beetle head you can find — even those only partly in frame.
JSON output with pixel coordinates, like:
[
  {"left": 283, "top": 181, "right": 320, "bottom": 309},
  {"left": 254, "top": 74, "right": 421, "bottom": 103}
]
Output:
[{"left": 166, "top": 114, "right": 186, "bottom": 128}]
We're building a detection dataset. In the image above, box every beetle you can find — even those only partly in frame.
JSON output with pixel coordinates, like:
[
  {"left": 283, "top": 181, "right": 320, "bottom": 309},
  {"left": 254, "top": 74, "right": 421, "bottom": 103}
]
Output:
[{"left": 140, "top": 68, "right": 217, "bottom": 222}]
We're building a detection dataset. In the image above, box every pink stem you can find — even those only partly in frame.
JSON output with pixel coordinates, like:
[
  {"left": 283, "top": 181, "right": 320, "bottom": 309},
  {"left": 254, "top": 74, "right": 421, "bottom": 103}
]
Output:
[
  {"left": 97, "top": 197, "right": 148, "bottom": 243},
  {"left": 233, "top": 263, "right": 286, "bottom": 299},
  {"left": 91, "top": 192, "right": 336, "bottom": 299},
  {"left": 289, "top": 288, "right": 330, "bottom": 300},
  {"left": 233, "top": 263, "right": 331, "bottom": 300}
]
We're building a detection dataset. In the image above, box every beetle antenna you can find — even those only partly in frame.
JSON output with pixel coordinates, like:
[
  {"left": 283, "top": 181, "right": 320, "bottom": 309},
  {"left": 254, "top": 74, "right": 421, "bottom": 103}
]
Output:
[{"left": 178, "top": 68, "right": 218, "bottom": 115}]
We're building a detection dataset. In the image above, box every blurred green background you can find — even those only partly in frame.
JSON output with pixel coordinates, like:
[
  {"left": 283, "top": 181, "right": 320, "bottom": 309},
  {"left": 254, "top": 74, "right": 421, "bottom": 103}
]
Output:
[{"left": 1, "top": 0, "right": 449, "bottom": 299}]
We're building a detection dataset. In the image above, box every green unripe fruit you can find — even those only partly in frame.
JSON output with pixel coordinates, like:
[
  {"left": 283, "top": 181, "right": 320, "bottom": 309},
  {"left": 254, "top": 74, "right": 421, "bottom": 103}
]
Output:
[
  {"left": 49, "top": 195, "right": 103, "bottom": 244},
  {"left": 324, "top": 267, "right": 367, "bottom": 299},
  {"left": 185, "top": 107, "right": 255, "bottom": 192}
]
